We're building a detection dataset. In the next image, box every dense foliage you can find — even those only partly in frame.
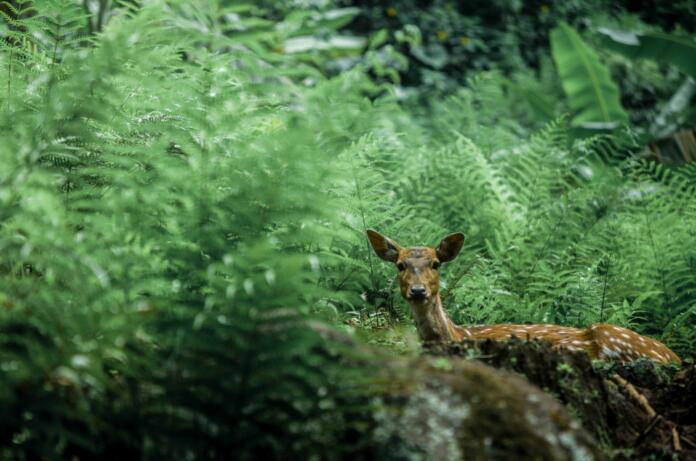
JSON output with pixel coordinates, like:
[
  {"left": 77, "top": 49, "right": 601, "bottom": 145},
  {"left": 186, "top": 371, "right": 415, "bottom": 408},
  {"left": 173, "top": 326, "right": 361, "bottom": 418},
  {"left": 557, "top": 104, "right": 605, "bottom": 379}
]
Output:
[{"left": 0, "top": 0, "right": 694, "bottom": 459}]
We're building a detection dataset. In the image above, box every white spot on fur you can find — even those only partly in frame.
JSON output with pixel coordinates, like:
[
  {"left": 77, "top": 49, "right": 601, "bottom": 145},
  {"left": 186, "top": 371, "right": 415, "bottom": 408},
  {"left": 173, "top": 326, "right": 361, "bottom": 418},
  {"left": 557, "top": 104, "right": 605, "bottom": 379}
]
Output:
[{"left": 601, "top": 345, "right": 621, "bottom": 358}]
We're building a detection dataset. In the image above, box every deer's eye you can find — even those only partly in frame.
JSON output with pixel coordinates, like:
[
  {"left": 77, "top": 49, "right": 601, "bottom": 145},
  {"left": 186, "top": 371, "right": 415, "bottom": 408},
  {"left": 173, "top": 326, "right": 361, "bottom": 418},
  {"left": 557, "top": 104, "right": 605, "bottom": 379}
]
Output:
[
  {"left": 396, "top": 262, "right": 406, "bottom": 272},
  {"left": 432, "top": 261, "right": 441, "bottom": 270}
]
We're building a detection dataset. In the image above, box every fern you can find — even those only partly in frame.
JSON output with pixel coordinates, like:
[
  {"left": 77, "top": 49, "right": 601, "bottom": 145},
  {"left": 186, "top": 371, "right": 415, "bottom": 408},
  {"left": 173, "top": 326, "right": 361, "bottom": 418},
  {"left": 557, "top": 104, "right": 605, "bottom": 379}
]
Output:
[
  {"left": 1, "top": 1, "right": 696, "bottom": 459},
  {"left": 0, "top": 1, "right": 374, "bottom": 458}
]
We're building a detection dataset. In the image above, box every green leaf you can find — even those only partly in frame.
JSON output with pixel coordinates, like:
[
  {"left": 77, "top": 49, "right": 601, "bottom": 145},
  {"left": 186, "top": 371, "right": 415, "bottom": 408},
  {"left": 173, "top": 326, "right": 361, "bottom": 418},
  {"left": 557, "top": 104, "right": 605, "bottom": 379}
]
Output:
[
  {"left": 598, "top": 27, "right": 696, "bottom": 79},
  {"left": 288, "top": 8, "right": 361, "bottom": 36},
  {"left": 511, "top": 84, "right": 557, "bottom": 122},
  {"left": 283, "top": 35, "right": 366, "bottom": 54},
  {"left": 650, "top": 78, "right": 696, "bottom": 138},
  {"left": 313, "top": 7, "right": 361, "bottom": 31},
  {"left": 410, "top": 43, "right": 448, "bottom": 69},
  {"left": 550, "top": 22, "right": 628, "bottom": 132},
  {"left": 368, "top": 29, "right": 389, "bottom": 50}
]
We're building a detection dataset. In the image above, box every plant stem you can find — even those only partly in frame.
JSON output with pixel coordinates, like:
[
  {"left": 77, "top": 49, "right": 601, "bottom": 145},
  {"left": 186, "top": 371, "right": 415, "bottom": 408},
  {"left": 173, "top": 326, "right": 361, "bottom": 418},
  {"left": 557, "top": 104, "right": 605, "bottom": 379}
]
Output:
[{"left": 600, "top": 254, "right": 611, "bottom": 323}]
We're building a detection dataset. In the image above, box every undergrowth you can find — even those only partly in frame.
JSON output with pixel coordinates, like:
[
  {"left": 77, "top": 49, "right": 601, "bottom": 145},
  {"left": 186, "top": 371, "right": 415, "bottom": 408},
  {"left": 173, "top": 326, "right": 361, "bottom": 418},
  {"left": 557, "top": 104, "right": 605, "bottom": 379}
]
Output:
[{"left": 0, "top": 1, "right": 694, "bottom": 459}]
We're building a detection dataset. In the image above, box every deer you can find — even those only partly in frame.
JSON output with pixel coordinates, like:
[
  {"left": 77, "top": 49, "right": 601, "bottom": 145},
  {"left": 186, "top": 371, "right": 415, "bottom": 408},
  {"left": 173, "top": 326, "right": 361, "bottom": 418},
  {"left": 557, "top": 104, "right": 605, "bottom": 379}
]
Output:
[{"left": 366, "top": 229, "right": 681, "bottom": 364}]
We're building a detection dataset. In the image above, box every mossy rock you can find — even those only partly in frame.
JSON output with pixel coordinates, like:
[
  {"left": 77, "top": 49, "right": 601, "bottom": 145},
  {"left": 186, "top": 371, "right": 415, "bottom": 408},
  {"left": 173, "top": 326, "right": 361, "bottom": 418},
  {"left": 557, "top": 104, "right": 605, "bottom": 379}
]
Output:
[{"left": 369, "top": 355, "right": 602, "bottom": 461}]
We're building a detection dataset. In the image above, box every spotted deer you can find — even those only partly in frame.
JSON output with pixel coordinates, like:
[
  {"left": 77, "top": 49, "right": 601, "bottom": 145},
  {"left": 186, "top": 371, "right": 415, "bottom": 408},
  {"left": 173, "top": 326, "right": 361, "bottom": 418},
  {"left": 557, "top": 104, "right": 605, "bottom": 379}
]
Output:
[{"left": 367, "top": 230, "right": 681, "bottom": 364}]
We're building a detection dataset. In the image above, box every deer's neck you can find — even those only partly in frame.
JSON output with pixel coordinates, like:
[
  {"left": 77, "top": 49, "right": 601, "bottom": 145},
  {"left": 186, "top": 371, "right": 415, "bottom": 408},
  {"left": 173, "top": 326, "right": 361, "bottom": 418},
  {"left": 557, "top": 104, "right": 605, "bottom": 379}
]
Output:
[{"left": 408, "top": 294, "right": 470, "bottom": 342}]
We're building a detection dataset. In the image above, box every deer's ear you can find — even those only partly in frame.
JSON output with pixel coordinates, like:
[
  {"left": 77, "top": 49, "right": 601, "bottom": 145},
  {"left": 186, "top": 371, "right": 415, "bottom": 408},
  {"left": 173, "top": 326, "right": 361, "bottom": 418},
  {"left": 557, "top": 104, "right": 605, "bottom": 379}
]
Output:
[
  {"left": 366, "top": 229, "right": 401, "bottom": 263},
  {"left": 436, "top": 233, "right": 465, "bottom": 262}
]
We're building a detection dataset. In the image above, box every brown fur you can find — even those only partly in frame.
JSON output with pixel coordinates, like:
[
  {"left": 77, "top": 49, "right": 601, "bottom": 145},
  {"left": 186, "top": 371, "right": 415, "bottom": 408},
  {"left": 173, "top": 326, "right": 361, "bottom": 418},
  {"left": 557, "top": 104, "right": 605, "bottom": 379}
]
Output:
[{"left": 367, "top": 230, "right": 681, "bottom": 364}]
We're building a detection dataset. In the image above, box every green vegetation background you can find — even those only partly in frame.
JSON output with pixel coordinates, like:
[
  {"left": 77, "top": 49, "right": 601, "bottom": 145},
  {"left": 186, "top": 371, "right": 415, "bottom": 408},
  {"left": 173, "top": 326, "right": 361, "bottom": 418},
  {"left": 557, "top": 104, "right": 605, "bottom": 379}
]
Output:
[{"left": 0, "top": 0, "right": 695, "bottom": 459}]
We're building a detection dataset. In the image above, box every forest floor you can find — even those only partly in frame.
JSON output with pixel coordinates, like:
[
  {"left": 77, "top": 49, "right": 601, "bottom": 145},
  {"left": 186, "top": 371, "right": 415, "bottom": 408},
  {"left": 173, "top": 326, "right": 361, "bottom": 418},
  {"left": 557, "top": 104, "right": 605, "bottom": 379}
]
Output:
[{"left": 357, "top": 321, "right": 696, "bottom": 460}]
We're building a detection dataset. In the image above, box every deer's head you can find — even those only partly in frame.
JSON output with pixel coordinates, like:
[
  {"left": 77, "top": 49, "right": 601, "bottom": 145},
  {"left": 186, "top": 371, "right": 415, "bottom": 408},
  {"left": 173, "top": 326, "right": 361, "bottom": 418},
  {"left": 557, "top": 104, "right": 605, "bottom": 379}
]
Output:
[{"left": 366, "top": 230, "right": 465, "bottom": 304}]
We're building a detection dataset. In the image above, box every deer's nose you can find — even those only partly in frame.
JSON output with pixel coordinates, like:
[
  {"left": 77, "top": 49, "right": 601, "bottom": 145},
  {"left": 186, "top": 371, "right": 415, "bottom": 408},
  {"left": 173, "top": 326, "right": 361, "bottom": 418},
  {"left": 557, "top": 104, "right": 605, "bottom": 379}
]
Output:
[{"left": 409, "top": 285, "right": 427, "bottom": 299}]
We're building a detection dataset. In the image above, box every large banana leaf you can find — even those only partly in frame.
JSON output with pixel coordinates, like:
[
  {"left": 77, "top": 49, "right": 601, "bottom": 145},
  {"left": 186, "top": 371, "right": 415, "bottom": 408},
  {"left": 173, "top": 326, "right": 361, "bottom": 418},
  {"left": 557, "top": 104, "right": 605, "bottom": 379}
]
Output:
[
  {"left": 551, "top": 22, "right": 628, "bottom": 131},
  {"left": 597, "top": 28, "right": 696, "bottom": 80}
]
